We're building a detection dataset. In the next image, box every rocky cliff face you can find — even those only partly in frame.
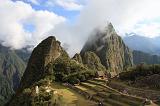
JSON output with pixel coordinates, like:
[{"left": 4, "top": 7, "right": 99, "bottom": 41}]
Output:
[
  {"left": 72, "top": 53, "right": 83, "bottom": 64},
  {"left": 19, "top": 36, "right": 68, "bottom": 90},
  {"left": 81, "top": 23, "right": 133, "bottom": 76},
  {"left": 82, "top": 51, "right": 106, "bottom": 72}
]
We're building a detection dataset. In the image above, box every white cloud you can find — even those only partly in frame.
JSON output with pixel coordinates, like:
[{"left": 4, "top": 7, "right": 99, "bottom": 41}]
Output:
[
  {"left": 56, "top": 0, "right": 83, "bottom": 11},
  {"left": 76, "top": 0, "right": 160, "bottom": 37},
  {"left": 134, "top": 23, "right": 160, "bottom": 38},
  {"left": 49, "top": 0, "right": 160, "bottom": 55},
  {"left": 46, "top": 0, "right": 83, "bottom": 11},
  {"left": 0, "top": 0, "right": 65, "bottom": 49}
]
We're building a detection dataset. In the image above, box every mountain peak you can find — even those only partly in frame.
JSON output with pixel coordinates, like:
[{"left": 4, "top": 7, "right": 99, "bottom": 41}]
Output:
[
  {"left": 81, "top": 23, "right": 133, "bottom": 76},
  {"left": 105, "top": 22, "right": 115, "bottom": 32},
  {"left": 19, "top": 36, "right": 68, "bottom": 90},
  {"left": 43, "top": 36, "right": 56, "bottom": 42},
  {"left": 83, "top": 23, "right": 117, "bottom": 49}
]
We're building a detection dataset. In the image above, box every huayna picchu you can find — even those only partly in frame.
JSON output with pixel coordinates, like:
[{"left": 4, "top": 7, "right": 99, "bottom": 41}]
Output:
[{"left": 81, "top": 23, "right": 133, "bottom": 77}]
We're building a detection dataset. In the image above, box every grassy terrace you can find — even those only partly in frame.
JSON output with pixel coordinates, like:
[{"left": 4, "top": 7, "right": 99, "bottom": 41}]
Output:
[
  {"left": 75, "top": 85, "right": 96, "bottom": 95},
  {"left": 108, "top": 80, "right": 160, "bottom": 101},
  {"left": 50, "top": 83, "right": 97, "bottom": 106},
  {"left": 47, "top": 80, "right": 152, "bottom": 106},
  {"left": 72, "top": 79, "right": 145, "bottom": 106},
  {"left": 111, "top": 80, "right": 160, "bottom": 93},
  {"left": 87, "top": 80, "right": 117, "bottom": 92}
]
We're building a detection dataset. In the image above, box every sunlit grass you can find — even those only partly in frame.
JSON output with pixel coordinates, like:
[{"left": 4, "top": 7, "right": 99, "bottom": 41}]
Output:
[{"left": 50, "top": 82, "right": 96, "bottom": 106}]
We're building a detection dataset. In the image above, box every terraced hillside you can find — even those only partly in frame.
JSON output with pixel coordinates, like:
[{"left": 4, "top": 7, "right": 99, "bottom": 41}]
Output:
[
  {"left": 108, "top": 80, "right": 160, "bottom": 104},
  {"left": 71, "top": 79, "right": 146, "bottom": 106}
]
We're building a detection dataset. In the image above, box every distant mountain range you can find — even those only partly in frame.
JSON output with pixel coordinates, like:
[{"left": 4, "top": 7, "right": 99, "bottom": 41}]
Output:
[
  {"left": 0, "top": 44, "right": 30, "bottom": 105},
  {"left": 133, "top": 50, "right": 160, "bottom": 65},
  {"left": 123, "top": 33, "right": 160, "bottom": 55}
]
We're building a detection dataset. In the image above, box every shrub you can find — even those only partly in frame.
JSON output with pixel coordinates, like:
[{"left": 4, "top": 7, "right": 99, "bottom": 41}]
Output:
[
  {"left": 119, "top": 64, "right": 160, "bottom": 81},
  {"left": 79, "top": 75, "right": 86, "bottom": 82},
  {"left": 68, "top": 77, "right": 80, "bottom": 84}
]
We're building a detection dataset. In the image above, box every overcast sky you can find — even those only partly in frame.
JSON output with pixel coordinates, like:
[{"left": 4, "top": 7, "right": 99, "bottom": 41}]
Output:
[{"left": 1, "top": 0, "right": 160, "bottom": 55}]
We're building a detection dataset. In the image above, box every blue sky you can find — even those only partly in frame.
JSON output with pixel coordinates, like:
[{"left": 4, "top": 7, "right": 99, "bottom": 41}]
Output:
[{"left": 23, "top": 23, "right": 35, "bottom": 32}]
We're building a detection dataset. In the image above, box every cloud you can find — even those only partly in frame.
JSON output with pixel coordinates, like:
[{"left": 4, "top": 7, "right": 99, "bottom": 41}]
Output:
[
  {"left": 134, "top": 23, "right": 160, "bottom": 38},
  {"left": 55, "top": 0, "right": 83, "bottom": 11},
  {"left": 45, "top": 0, "right": 83, "bottom": 11},
  {"left": 0, "top": 0, "right": 65, "bottom": 49},
  {"left": 77, "top": 0, "right": 160, "bottom": 36},
  {"left": 49, "top": 0, "right": 160, "bottom": 55}
]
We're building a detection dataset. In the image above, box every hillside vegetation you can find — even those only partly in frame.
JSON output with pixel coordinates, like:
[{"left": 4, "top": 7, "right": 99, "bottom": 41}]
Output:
[
  {"left": 133, "top": 50, "right": 160, "bottom": 65},
  {"left": 119, "top": 64, "right": 160, "bottom": 90},
  {"left": 0, "top": 44, "right": 29, "bottom": 105}
]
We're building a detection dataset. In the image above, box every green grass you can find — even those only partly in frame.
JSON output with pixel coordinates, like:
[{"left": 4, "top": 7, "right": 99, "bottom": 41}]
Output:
[
  {"left": 75, "top": 85, "right": 96, "bottom": 95},
  {"left": 87, "top": 80, "right": 116, "bottom": 93},
  {"left": 92, "top": 95, "right": 104, "bottom": 102},
  {"left": 50, "top": 83, "right": 96, "bottom": 106},
  {"left": 109, "top": 93, "right": 142, "bottom": 106},
  {"left": 80, "top": 82, "right": 104, "bottom": 92},
  {"left": 93, "top": 78, "right": 107, "bottom": 83},
  {"left": 105, "top": 98, "right": 130, "bottom": 106},
  {"left": 97, "top": 92, "right": 111, "bottom": 98}
]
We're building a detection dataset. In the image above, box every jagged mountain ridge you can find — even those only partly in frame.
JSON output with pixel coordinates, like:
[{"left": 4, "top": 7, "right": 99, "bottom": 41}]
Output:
[
  {"left": 81, "top": 51, "right": 106, "bottom": 72},
  {"left": 72, "top": 53, "right": 83, "bottom": 64},
  {"left": 81, "top": 23, "right": 133, "bottom": 76}
]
